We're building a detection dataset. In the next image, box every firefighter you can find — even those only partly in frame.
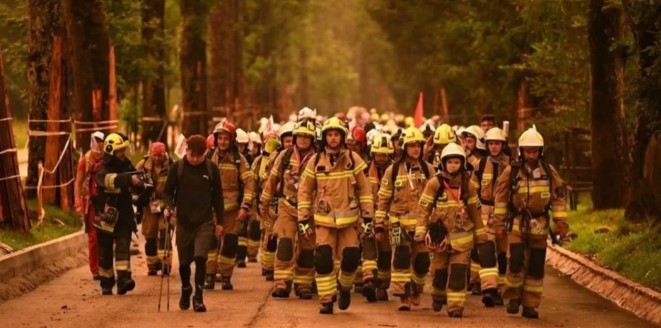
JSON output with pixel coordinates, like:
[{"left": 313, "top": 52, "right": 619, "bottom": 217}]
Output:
[
  {"left": 347, "top": 125, "right": 367, "bottom": 159},
  {"left": 261, "top": 120, "right": 317, "bottom": 299},
  {"left": 236, "top": 128, "right": 255, "bottom": 268},
  {"left": 463, "top": 125, "right": 487, "bottom": 293},
  {"left": 205, "top": 120, "right": 255, "bottom": 290},
  {"left": 471, "top": 127, "right": 510, "bottom": 306},
  {"left": 374, "top": 127, "right": 435, "bottom": 311},
  {"left": 298, "top": 117, "right": 374, "bottom": 314},
  {"left": 279, "top": 122, "right": 296, "bottom": 150},
  {"left": 74, "top": 131, "right": 105, "bottom": 280},
  {"left": 426, "top": 124, "right": 457, "bottom": 170},
  {"left": 93, "top": 132, "right": 144, "bottom": 295},
  {"left": 493, "top": 125, "right": 568, "bottom": 319},
  {"left": 362, "top": 133, "right": 395, "bottom": 302},
  {"left": 414, "top": 143, "right": 487, "bottom": 318},
  {"left": 236, "top": 128, "right": 253, "bottom": 165},
  {"left": 252, "top": 130, "right": 281, "bottom": 281},
  {"left": 248, "top": 132, "right": 262, "bottom": 164},
  {"left": 480, "top": 114, "right": 496, "bottom": 133},
  {"left": 134, "top": 142, "right": 172, "bottom": 276}
]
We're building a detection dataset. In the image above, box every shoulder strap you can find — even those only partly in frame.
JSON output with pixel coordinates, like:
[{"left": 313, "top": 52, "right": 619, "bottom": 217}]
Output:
[
  {"left": 389, "top": 161, "right": 401, "bottom": 205},
  {"left": 477, "top": 157, "right": 487, "bottom": 181},
  {"left": 432, "top": 174, "right": 446, "bottom": 209},
  {"left": 276, "top": 148, "right": 295, "bottom": 197},
  {"left": 419, "top": 158, "right": 430, "bottom": 179},
  {"left": 540, "top": 160, "right": 553, "bottom": 211}
]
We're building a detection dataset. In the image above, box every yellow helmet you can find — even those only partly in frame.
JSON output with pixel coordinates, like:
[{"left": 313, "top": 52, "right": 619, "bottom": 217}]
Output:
[
  {"left": 433, "top": 124, "right": 457, "bottom": 145},
  {"left": 401, "top": 127, "right": 425, "bottom": 146},
  {"left": 104, "top": 132, "right": 129, "bottom": 155},
  {"left": 370, "top": 133, "right": 394, "bottom": 154},
  {"left": 381, "top": 113, "right": 391, "bottom": 123},
  {"left": 440, "top": 143, "right": 466, "bottom": 168},
  {"left": 404, "top": 116, "right": 414, "bottom": 127},
  {"left": 293, "top": 120, "right": 316, "bottom": 138},
  {"left": 485, "top": 127, "right": 507, "bottom": 142},
  {"left": 370, "top": 112, "right": 380, "bottom": 122},
  {"left": 322, "top": 117, "right": 348, "bottom": 137},
  {"left": 518, "top": 124, "right": 544, "bottom": 148}
]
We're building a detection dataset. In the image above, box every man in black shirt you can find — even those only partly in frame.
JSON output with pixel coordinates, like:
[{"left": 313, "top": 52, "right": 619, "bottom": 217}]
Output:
[{"left": 163, "top": 135, "right": 224, "bottom": 312}]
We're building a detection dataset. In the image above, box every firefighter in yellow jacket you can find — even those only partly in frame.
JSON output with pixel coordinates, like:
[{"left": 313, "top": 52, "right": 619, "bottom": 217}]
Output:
[
  {"left": 414, "top": 143, "right": 487, "bottom": 318},
  {"left": 251, "top": 131, "right": 279, "bottom": 281},
  {"left": 493, "top": 125, "right": 568, "bottom": 319},
  {"left": 134, "top": 142, "right": 172, "bottom": 276},
  {"left": 471, "top": 127, "right": 510, "bottom": 306},
  {"left": 205, "top": 120, "right": 255, "bottom": 290},
  {"left": 374, "top": 127, "right": 436, "bottom": 311},
  {"left": 361, "top": 133, "right": 394, "bottom": 302},
  {"left": 297, "top": 117, "right": 374, "bottom": 314},
  {"left": 261, "top": 120, "right": 317, "bottom": 299}
]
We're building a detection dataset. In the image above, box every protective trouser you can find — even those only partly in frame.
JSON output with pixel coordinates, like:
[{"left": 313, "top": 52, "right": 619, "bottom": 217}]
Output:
[
  {"left": 478, "top": 205, "right": 508, "bottom": 291},
  {"left": 470, "top": 246, "right": 481, "bottom": 287},
  {"left": 206, "top": 209, "right": 241, "bottom": 279},
  {"left": 85, "top": 210, "right": 99, "bottom": 276},
  {"left": 362, "top": 227, "right": 392, "bottom": 288},
  {"left": 259, "top": 210, "right": 277, "bottom": 273},
  {"left": 247, "top": 218, "right": 261, "bottom": 260},
  {"left": 314, "top": 225, "right": 361, "bottom": 304},
  {"left": 390, "top": 230, "right": 430, "bottom": 296},
  {"left": 97, "top": 229, "right": 132, "bottom": 290},
  {"left": 430, "top": 248, "right": 470, "bottom": 313},
  {"left": 273, "top": 206, "right": 315, "bottom": 291},
  {"left": 143, "top": 214, "right": 172, "bottom": 271},
  {"left": 502, "top": 216, "right": 548, "bottom": 308}
]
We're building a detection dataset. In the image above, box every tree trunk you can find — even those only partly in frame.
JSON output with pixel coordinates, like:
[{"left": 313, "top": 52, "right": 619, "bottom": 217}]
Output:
[
  {"left": 26, "top": 0, "right": 61, "bottom": 199},
  {"left": 622, "top": 0, "right": 661, "bottom": 223},
  {"left": 181, "top": 0, "right": 209, "bottom": 135},
  {"left": 63, "top": 0, "right": 111, "bottom": 150},
  {"left": 0, "top": 43, "right": 31, "bottom": 232},
  {"left": 141, "top": 0, "right": 166, "bottom": 146},
  {"left": 588, "top": 0, "right": 629, "bottom": 209}
]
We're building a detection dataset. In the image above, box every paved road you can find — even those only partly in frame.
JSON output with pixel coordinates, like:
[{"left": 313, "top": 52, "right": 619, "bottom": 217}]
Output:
[{"left": 0, "top": 241, "right": 653, "bottom": 328}]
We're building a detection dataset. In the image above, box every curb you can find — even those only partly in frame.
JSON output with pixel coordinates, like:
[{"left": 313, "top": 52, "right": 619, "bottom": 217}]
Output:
[
  {"left": 0, "top": 231, "right": 86, "bottom": 284},
  {"left": 546, "top": 242, "right": 661, "bottom": 325}
]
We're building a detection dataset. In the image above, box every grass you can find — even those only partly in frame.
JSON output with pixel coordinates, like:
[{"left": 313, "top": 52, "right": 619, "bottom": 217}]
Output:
[
  {"left": 564, "top": 195, "right": 661, "bottom": 291},
  {"left": 0, "top": 199, "right": 82, "bottom": 251}
]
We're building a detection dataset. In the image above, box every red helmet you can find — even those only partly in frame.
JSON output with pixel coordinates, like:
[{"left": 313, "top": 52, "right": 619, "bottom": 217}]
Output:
[
  {"left": 206, "top": 134, "right": 215, "bottom": 150},
  {"left": 348, "top": 126, "right": 367, "bottom": 146},
  {"left": 213, "top": 120, "right": 237, "bottom": 145}
]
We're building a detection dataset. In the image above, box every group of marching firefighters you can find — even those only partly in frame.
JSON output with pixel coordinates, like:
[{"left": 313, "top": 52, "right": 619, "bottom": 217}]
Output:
[{"left": 74, "top": 107, "right": 569, "bottom": 318}]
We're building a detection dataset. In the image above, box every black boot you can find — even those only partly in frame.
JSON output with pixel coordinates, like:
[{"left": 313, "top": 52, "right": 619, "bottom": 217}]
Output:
[
  {"left": 432, "top": 297, "right": 444, "bottom": 312},
  {"left": 265, "top": 270, "right": 274, "bottom": 282},
  {"left": 237, "top": 260, "right": 247, "bottom": 268},
  {"left": 180, "top": 285, "right": 193, "bottom": 310},
  {"left": 221, "top": 276, "right": 234, "bottom": 290},
  {"left": 204, "top": 274, "right": 215, "bottom": 290},
  {"left": 117, "top": 278, "right": 135, "bottom": 295},
  {"left": 353, "top": 282, "right": 363, "bottom": 294},
  {"left": 362, "top": 280, "right": 377, "bottom": 303},
  {"left": 147, "top": 265, "right": 159, "bottom": 276},
  {"left": 271, "top": 282, "right": 292, "bottom": 298},
  {"left": 193, "top": 289, "right": 207, "bottom": 313},
  {"left": 319, "top": 302, "right": 334, "bottom": 314},
  {"left": 101, "top": 288, "right": 113, "bottom": 295},
  {"left": 338, "top": 289, "right": 351, "bottom": 310},
  {"left": 298, "top": 286, "right": 313, "bottom": 300},
  {"left": 507, "top": 299, "right": 521, "bottom": 314},
  {"left": 261, "top": 268, "right": 268, "bottom": 276},
  {"left": 470, "top": 282, "right": 482, "bottom": 295},
  {"left": 482, "top": 288, "right": 499, "bottom": 307},
  {"left": 522, "top": 306, "right": 539, "bottom": 319},
  {"left": 448, "top": 309, "right": 464, "bottom": 318},
  {"left": 376, "top": 288, "right": 388, "bottom": 301}
]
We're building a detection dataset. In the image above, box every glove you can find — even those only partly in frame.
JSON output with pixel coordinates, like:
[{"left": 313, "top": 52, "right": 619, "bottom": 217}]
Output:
[
  {"left": 360, "top": 218, "right": 374, "bottom": 239},
  {"left": 389, "top": 222, "right": 402, "bottom": 247},
  {"left": 298, "top": 218, "right": 313, "bottom": 240}
]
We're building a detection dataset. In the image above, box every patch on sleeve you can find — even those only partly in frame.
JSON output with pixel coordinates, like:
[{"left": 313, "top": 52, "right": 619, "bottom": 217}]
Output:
[
  {"left": 541, "top": 192, "right": 551, "bottom": 199},
  {"left": 382, "top": 179, "right": 389, "bottom": 186}
]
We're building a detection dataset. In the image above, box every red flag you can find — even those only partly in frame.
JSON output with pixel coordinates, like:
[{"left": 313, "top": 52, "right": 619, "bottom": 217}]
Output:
[{"left": 414, "top": 92, "right": 424, "bottom": 127}]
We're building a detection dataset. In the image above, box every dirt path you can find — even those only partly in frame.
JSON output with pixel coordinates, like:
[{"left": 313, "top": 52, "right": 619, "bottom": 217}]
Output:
[{"left": 0, "top": 242, "right": 653, "bottom": 328}]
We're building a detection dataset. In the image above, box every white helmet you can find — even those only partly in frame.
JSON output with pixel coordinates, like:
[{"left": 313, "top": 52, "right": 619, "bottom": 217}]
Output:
[
  {"left": 280, "top": 122, "right": 296, "bottom": 138},
  {"left": 463, "top": 125, "right": 486, "bottom": 150},
  {"left": 518, "top": 124, "right": 544, "bottom": 148},
  {"left": 440, "top": 143, "right": 467, "bottom": 169},
  {"left": 485, "top": 127, "right": 507, "bottom": 142},
  {"left": 298, "top": 107, "right": 317, "bottom": 121},
  {"left": 249, "top": 131, "right": 262, "bottom": 144},
  {"left": 236, "top": 128, "right": 249, "bottom": 144}
]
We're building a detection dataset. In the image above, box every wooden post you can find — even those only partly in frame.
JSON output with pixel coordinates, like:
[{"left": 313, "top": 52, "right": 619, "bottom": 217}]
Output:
[
  {"left": 43, "top": 36, "right": 63, "bottom": 204},
  {"left": 108, "top": 45, "right": 118, "bottom": 122},
  {"left": 440, "top": 88, "right": 449, "bottom": 123},
  {"left": 0, "top": 43, "right": 31, "bottom": 232}
]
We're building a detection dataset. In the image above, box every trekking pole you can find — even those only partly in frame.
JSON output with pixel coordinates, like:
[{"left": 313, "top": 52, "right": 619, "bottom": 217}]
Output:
[
  {"left": 158, "top": 213, "right": 172, "bottom": 312},
  {"left": 165, "top": 218, "right": 172, "bottom": 311}
]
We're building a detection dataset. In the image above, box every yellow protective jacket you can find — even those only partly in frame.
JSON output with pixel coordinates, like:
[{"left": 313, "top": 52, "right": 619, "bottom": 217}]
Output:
[
  {"left": 209, "top": 149, "right": 254, "bottom": 212},
  {"left": 260, "top": 147, "right": 316, "bottom": 226},
  {"left": 471, "top": 154, "right": 510, "bottom": 206},
  {"left": 135, "top": 156, "right": 171, "bottom": 220},
  {"left": 298, "top": 148, "right": 373, "bottom": 229},
  {"left": 251, "top": 151, "right": 279, "bottom": 227},
  {"left": 366, "top": 160, "right": 391, "bottom": 210},
  {"left": 415, "top": 171, "right": 487, "bottom": 252},
  {"left": 375, "top": 159, "right": 436, "bottom": 229},
  {"left": 493, "top": 161, "right": 567, "bottom": 236}
]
